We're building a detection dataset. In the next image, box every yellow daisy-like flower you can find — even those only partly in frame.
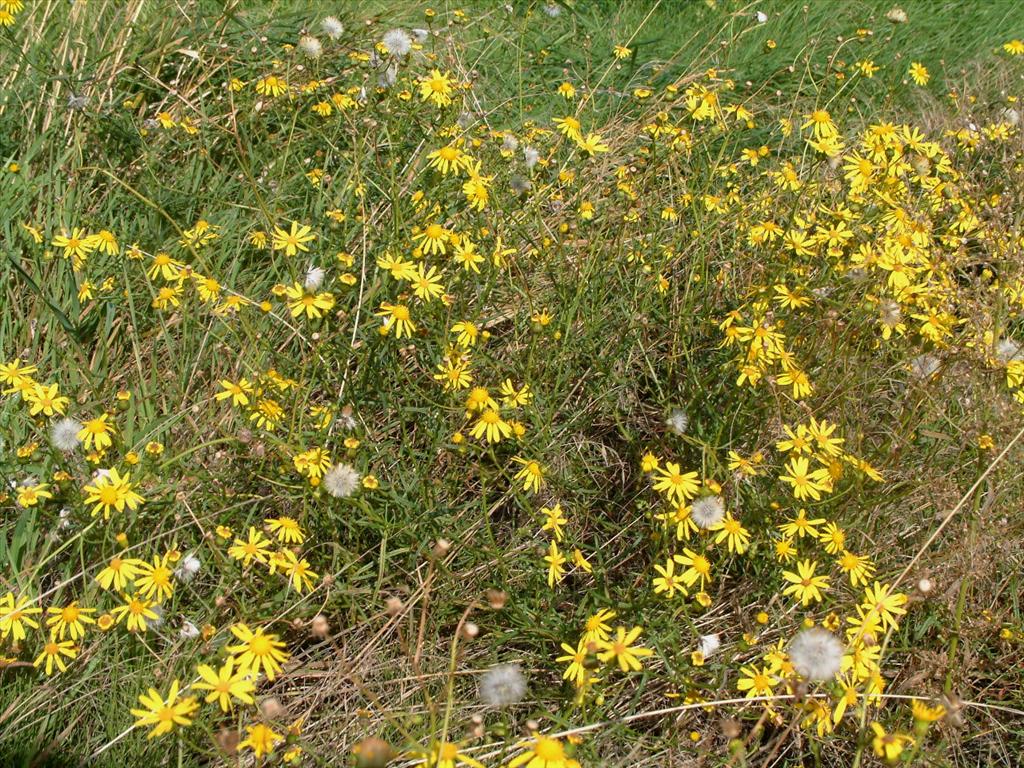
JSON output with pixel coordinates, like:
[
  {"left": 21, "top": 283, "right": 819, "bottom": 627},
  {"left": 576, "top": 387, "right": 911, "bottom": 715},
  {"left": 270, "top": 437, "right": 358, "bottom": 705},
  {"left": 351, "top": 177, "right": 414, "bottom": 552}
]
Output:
[
  {"left": 418, "top": 69, "right": 455, "bottom": 106},
  {"left": 271, "top": 221, "right": 315, "bottom": 256},
  {"left": 226, "top": 623, "right": 289, "bottom": 680},
  {"left": 508, "top": 736, "right": 580, "bottom": 768},
  {"left": 46, "top": 601, "right": 96, "bottom": 641},
  {"left": 781, "top": 559, "right": 829, "bottom": 606},
  {"left": 193, "top": 657, "right": 256, "bottom": 711},
  {"left": 82, "top": 467, "right": 145, "bottom": 520},
  {"left": 652, "top": 462, "right": 700, "bottom": 505},
  {"left": 597, "top": 625, "right": 654, "bottom": 672},
  {"left": 470, "top": 407, "right": 512, "bottom": 443},
  {"left": 33, "top": 639, "right": 78, "bottom": 676},
  {"left": 77, "top": 413, "right": 115, "bottom": 451},
  {"left": 130, "top": 679, "right": 198, "bottom": 738},
  {"left": 0, "top": 592, "right": 42, "bottom": 642},
  {"left": 265, "top": 516, "right": 305, "bottom": 544}
]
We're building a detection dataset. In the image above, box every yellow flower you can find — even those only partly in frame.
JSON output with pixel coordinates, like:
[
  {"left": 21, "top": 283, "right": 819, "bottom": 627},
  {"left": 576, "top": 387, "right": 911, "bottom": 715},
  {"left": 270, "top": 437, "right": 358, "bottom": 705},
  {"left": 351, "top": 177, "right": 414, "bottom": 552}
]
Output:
[
  {"left": 860, "top": 582, "right": 908, "bottom": 631},
  {"left": 410, "top": 263, "right": 446, "bottom": 302},
  {"left": 652, "top": 558, "right": 687, "bottom": 599},
  {"left": 802, "top": 109, "right": 837, "bottom": 140},
  {"left": 1003, "top": 39, "right": 1024, "bottom": 55},
  {"left": 553, "top": 115, "right": 582, "bottom": 143},
  {"left": 273, "top": 548, "right": 319, "bottom": 593},
  {"left": 226, "top": 623, "right": 289, "bottom": 680},
  {"left": 111, "top": 592, "right": 159, "bottom": 632},
  {"left": 215, "top": 378, "right": 252, "bottom": 409},
  {"left": 908, "top": 62, "right": 930, "bottom": 86},
  {"left": 418, "top": 69, "right": 454, "bottom": 106},
  {"left": 255, "top": 75, "right": 288, "bottom": 97},
  {"left": 285, "top": 282, "right": 335, "bottom": 319},
  {"left": 672, "top": 548, "right": 713, "bottom": 590},
  {"left": 415, "top": 222, "right": 450, "bottom": 256},
  {"left": 16, "top": 482, "right": 52, "bottom": 507},
  {"left": 25, "top": 382, "right": 68, "bottom": 416},
  {"left": 737, "top": 664, "right": 778, "bottom": 697},
  {"left": 426, "top": 741, "right": 485, "bottom": 768},
  {"left": 193, "top": 657, "right": 256, "bottom": 711},
  {"left": 544, "top": 540, "right": 566, "bottom": 587},
  {"left": 46, "top": 601, "right": 96, "bottom": 641},
  {"left": 576, "top": 132, "right": 609, "bottom": 155},
  {"left": 376, "top": 302, "right": 416, "bottom": 338},
  {"left": 52, "top": 227, "right": 96, "bottom": 266},
  {"left": 598, "top": 626, "right": 653, "bottom": 672},
  {"left": 652, "top": 462, "right": 700, "bottom": 505},
  {"left": 779, "top": 508, "right": 826, "bottom": 538},
  {"left": 836, "top": 550, "right": 875, "bottom": 587},
  {"left": 130, "top": 679, "right": 198, "bottom": 738},
  {"left": 508, "top": 736, "right": 580, "bottom": 768},
  {"left": 470, "top": 407, "right": 512, "bottom": 443},
  {"left": 572, "top": 548, "right": 592, "bottom": 573},
  {"left": 82, "top": 468, "right": 145, "bottom": 520},
  {"left": 870, "top": 722, "right": 913, "bottom": 762},
  {"left": 782, "top": 559, "right": 829, "bottom": 606},
  {"left": 33, "top": 639, "right": 78, "bottom": 675},
  {"left": 582, "top": 608, "right": 615, "bottom": 644},
  {"left": 135, "top": 553, "right": 175, "bottom": 602},
  {"left": 511, "top": 457, "right": 545, "bottom": 493},
  {"left": 266, "top": 516, "right": 305, "bottom": 544},
  {"left": 710, "top": 511, "right": 751, "bottom": 554},
  {"left": 779, "top": 458, "right": 830, "bottom": 501},
  {"left": 0, "top": 592, "right": 42, "bottom": 642},
  {"left": 77, "top": 413, "right": 115, "bottom": 451},
  {"left": 911, "top": 699, "right": 946, "bottom": 723},
  {"left": 95, "top": 555, "right": 147, "bottom": 591},
  {"left": 640, "top": 451, "right": 660, "bottom": 473},
  {"left": 271, "top": 221, "right": 316, "bottom": 256},
  {"left": 540, "top": 503, "right": 567, "bottom": 540},
  {"left": 556, "top": 637, "right": 590, "bottom": 686},
  {"left": 426, "top": 143, "right": 470, "bottom": 176}
]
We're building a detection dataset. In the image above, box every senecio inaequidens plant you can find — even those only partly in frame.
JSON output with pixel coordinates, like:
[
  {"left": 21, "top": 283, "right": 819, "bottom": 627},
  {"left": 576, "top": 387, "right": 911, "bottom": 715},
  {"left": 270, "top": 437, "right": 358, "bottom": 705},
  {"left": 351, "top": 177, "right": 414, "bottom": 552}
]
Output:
[{"left": 2, "top": 2, "right": 1024, "bottom": 766}]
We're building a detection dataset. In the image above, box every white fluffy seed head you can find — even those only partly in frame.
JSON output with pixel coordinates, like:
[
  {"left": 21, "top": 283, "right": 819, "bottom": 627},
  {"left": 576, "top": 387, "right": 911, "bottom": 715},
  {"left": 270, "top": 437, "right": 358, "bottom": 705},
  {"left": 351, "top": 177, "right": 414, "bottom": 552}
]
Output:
[
  {"left": 509, "top": 175, "right": 531, "bottom": 195},
  {"left": 885, "top": 7, "right": 908, "bottom": 24},
  {"left": 324, "top": 462, "right": 360, "bottom": 498},
  {"left": 51, "top": 417, "right": 83, "bottom": 452},
  {"left": 910, "top": 353, "right": 940, "bottom": 380},
  {"left": 690, "top": 495, "right": 725, "bottom": 529},
  {"left": 175, "top": 554, "right": 201, "bottom": 581},
  {"left": 879, "top": 298, "right": 902, "bottom": 328},
  {"left": 304, "top": 265, "right": 326, "bottom": 291},
  {"left": 543, "top": 3, "right": 561, "bottom": 17},
  {"left": 321, "top": 17, "right": 343, "bottom": 40},
  {"left": 789, "top": 628, "right": 844, "bottom": 681},
  {"left": 523, "top": 147, "right": 540, "bottom": 168},
  {"left": 382, "top": 28, "right": 412, "bottom": 57},
  {"left": 665, "top": 408, "right": 689, "bottom": 436},
  {"left": 411, "top": 28, "right": 429, "bottom": 43},
  {"left": 502, "top": 134, "right": 519, "bottom": 153},
  {"left": 996, "top": 338, "right": 1023, "bottom": 363},
  {"left": 180, "top": 620, "right": 200, "bottom": 639},
  {"left": 479, "top": 663, "right": 527, "bottom": 706},
  {"left": 298, "top": 35, "right": 323, "bottom": 59},
  {"left": 378, "top": 61, "right": 398, "bottom": 88},
  {"left": 698, "top": 633, "right": 721, "bottom": 657}
]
